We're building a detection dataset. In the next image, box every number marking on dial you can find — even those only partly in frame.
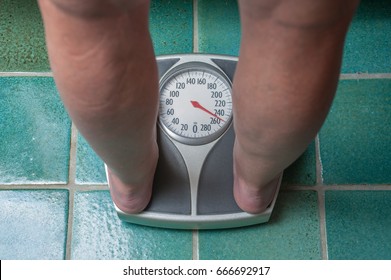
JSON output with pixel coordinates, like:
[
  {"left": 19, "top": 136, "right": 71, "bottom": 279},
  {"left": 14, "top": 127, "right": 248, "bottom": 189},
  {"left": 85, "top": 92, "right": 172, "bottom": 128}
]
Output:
[{"left": 159, "top": 67, "right": 232, "bottom": 144}]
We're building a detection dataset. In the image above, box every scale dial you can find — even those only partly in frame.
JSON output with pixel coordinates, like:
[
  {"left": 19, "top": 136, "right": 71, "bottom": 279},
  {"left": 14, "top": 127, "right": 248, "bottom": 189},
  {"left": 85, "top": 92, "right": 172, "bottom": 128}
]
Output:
[{"left": 159, "top": 63, "right": 233, "bottom": 145}]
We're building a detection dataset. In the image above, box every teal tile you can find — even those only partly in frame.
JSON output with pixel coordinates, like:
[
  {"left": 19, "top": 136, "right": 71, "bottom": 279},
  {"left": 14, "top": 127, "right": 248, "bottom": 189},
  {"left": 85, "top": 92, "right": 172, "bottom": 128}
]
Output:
[
  {"left": 0, "top": 0, "right": 49, "bottom": 71},
  {"left": 76, "top": 135, "right": 106, "bottom": 184},
  {"left": 71, "top": 191, "right": 193, "bottom": 260},
  {"left": 342, "top": 0, "right": 391, "bottom": 73},
  {"left": 283, "top": 141, "right": 316, "bottom": 187},
  {"left": 319, "top": 79, "right": 391, "bottom": 184},
  {"left": 199, "top": 191, "right": 321, "bottom": 260},
  {"left": 0, "top": 190, "right": 69, "bottom": 260},
  {"left": 0, "top": 77, "right": 71, "bottom": 184},
  {"left": 198, "top": 0, "right": 240, "bottom": 55},
  {"left": 325, "top": 191, "right": 391, "bottom": 260},
  {"left": 150, "top": 0, "right": 193, "bottom": 55}
]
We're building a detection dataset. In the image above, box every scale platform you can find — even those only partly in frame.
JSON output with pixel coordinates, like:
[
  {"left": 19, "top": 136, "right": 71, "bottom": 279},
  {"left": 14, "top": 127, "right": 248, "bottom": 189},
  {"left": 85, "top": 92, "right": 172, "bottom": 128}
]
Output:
[{"left": 106, "top": 54, "right": 281, "bottom": 229}]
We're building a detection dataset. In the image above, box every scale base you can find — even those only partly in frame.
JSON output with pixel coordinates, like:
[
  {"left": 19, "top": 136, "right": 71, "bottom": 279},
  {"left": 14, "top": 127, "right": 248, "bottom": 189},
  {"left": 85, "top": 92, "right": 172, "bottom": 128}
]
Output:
[{"left": 106, "top": 123, "right": 282, "bottom": 230}]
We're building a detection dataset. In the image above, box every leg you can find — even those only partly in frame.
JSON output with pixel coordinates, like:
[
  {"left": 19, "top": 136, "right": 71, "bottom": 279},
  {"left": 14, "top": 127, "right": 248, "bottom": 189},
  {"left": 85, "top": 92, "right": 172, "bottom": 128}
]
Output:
[
  {"left": 234, "top": 0, "right": 359, "bottom": 213},
  {"left": 38, "top": 0, "right": 158, "bottom": 213}
]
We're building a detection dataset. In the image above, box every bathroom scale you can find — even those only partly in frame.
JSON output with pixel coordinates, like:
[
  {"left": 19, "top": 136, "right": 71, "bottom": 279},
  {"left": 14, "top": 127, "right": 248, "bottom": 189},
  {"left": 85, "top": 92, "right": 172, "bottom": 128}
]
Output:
[{"left": 106, "top": 54, "right": 281, "bottom": 229}]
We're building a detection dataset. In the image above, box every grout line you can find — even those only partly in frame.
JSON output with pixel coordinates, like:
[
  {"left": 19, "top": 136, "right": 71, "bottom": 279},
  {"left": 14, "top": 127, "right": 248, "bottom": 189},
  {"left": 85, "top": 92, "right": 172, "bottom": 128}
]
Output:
[
  {"left": 0, "top": 184, "right": 69, "bottom": 189},
  {"left": 312, "top": 134, "right": 328, "bottom": 259},
  {"left": 285, "top": 184, "right": 391, "bottom": 191},
  {"left": 318, "top": 185, "right": 391, "bottom": 191},
  {"left": 0, "top": 184, "right": 108, "bottom": 190},
  {"left": 68, "top": 122, "right": 78, "bottom": 186},
  {"left": 315, "top": 135, "right": 324, "bottom": 186},
  {"left": 193, "top": 0, "right": 199, "bottom": 53},
  {"left": 317, "top": 189, "right": 329, "bottom": 260},
  {"left": 192, "top": 230, "right": 200, "bottom": 260},
  {"left": 0, "top": 72, "right": 53, "bottom": 77},
  {"left": 64, "top": 122, "right": 78, "bottom": 260},
  {"left": 69, "top": 185, "right": 108, "bottom": 190},
  {"left": 65, "top": 189, "right": 75, "bottom": 260},
  {"left": 340, "top": 73, "right": 391, "bottom": 80}
]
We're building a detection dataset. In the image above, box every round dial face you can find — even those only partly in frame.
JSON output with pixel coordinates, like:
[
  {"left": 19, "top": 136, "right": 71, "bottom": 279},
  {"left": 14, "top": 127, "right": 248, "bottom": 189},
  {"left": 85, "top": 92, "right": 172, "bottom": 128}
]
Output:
[{"left": 159, "top": 64, "right": 233, "bottom": 145}]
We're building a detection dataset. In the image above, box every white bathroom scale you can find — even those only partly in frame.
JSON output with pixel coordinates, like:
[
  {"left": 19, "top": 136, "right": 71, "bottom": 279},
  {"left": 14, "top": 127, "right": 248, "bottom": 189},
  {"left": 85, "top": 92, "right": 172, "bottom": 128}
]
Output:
[{"left": 107, "top": 54, "right": 281, "bottom": 229}]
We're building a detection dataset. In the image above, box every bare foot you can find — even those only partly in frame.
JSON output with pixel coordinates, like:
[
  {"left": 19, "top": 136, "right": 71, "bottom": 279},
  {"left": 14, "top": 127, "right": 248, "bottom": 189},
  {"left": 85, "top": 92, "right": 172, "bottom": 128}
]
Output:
[
  {"left": 233, "top": 142, "right": 282, "bottom": 214},
  {"left": 106, "top": 143, "right": 158, "bottom": 214},
  {"left": 233, "top": 172, "right": 281, "bottom": 214}
]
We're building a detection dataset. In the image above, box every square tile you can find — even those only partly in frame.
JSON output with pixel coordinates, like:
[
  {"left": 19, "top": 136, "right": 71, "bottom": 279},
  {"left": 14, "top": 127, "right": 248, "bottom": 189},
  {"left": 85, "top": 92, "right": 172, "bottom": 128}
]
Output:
[
  {"left": 0, "top": 0, "right": 49, "bottom": 71},
  {"left": 0, "top": 190, "right": 69, "bottom": 259},
  {"left": 325, "top": 190, "right": 391, "bottom": 259},
  {"left": 76, "top": 135, "right": 106, "bottom": 185},
  {"left": 319, "top": 79, "right": 391, "bottom": 184},
  {"left": 150, "top": 0, "right": 193, "bottom": 55},
  {"left": 199, "top": 191, "right": 321, "bottom": 260},
  {"left": 197, "top": 0, "right": 240, "bottom": 55},
  {"left": 0, "top": 77, "right": 71, "bottom": 184},
  {"left": 342, "top": 0, "right": 391, "bottom": 73},
  {"left": 71, "top": 191, "right": 193, "bottom": 260}
]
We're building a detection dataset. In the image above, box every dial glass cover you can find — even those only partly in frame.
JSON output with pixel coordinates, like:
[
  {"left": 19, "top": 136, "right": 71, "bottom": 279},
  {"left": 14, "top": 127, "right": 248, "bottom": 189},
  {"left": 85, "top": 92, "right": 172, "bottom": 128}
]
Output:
[{"left": 159, "top": 64, "right": 233, "bottom": 145}]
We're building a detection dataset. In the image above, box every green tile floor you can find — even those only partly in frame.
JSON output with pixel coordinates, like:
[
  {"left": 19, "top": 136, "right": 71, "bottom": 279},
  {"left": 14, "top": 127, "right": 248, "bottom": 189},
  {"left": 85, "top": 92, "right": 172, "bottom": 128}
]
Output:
[{"left": 0, "top": 0, "right": 390, "bottom": 260}]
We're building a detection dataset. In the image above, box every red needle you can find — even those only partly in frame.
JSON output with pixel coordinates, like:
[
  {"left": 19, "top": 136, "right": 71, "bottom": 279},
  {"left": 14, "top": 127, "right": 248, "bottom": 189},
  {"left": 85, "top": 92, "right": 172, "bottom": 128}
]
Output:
[{"left": 190, "top": 101, "right": 225, "bottom": 122}]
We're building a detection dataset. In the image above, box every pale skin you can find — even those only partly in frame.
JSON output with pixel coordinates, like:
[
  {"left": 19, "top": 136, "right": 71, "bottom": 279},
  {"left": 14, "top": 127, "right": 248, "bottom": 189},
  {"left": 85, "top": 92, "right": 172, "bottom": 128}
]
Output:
[{"left": 38, "top": 0, "right": 359, "bottom": 214}]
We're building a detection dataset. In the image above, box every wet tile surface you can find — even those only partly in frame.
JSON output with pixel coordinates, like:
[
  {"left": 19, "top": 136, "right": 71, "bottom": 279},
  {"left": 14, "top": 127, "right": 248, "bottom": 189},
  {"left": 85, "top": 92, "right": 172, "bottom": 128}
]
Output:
[
  {"left": 199, "top": 191, "right": 321, "bottom": 260},
  {"left": 325, "top": 191, "right": 391, "bottom": 260},
  {"left": 71, "top": 191, "right": 193, "bottom": 260},
  {"left": 0, "top": 77, "right": 71, "bottom": 184},
  {"left": 319, "top": 79, "right": 391, "bottom": 184},
  {"left": 0, "top": 190, "right": 69, "bottom": 260}
]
